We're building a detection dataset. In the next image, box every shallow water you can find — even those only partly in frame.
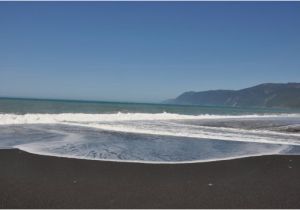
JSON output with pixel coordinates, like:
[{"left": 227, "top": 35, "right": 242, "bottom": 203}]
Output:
[{"left": 0, "top": 98, "right": 300, "bottom": 163}]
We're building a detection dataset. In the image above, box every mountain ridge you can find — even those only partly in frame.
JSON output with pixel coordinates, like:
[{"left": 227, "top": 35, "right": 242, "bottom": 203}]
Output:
[{"left": 165, "top": 83, "right": 300, "bottom": 108}]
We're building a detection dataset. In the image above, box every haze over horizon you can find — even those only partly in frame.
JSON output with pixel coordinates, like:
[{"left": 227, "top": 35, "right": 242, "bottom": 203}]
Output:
[{"left": 1, "top": 2, "right": 300, "bottom": 103}]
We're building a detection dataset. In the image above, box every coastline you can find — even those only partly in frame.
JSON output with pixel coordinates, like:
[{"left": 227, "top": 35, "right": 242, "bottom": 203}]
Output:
[{"left": 0, "top": 149, "right": 299, "bottom": 208}]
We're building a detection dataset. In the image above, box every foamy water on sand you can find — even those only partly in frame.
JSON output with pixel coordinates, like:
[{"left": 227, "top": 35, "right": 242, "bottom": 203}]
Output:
[
  {"left": 0, "top": 111, "right": 300, "bottom": 163},
  {"left": 1, "top": 98, "right": 300, "bottom": 163}
]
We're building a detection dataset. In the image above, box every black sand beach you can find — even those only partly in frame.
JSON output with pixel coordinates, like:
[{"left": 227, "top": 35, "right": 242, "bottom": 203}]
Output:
[{"left": 0, "top": 149, "right": 299, "bottom": 209}]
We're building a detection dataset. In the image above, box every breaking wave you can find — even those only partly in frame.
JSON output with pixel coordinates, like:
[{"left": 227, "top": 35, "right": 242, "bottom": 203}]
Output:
[{"left": 1, "top": 112, "right": 300, "bottom": 124}]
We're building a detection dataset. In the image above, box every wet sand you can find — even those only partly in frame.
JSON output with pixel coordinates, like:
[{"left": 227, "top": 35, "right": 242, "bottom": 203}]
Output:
[{"left": 0, "top": 149, "right": 299, "bottom": 208}]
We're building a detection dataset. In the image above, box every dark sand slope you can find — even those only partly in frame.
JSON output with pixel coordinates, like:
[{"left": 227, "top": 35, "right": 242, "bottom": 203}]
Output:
[{"left": 0, "top": 149, "right": 300, "bottom": 209}]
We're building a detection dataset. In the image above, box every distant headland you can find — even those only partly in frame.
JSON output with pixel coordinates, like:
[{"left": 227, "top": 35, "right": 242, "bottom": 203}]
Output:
[{"left": 164, "top": 83, "right": 300, "bottom": 108}]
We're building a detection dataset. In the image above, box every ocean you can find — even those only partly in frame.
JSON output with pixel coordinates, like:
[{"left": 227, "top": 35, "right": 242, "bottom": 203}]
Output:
[{"left": 1, "top": 97, "right": 300, "bottom": 163}]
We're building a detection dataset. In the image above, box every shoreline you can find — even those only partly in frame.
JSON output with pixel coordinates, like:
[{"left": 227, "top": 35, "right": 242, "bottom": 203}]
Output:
[
  {"left": 0, "top": 149, "right": 300, "bottom": 208},
  {"left": 12, "top": 147, "right": 289, "bottom": 165}
]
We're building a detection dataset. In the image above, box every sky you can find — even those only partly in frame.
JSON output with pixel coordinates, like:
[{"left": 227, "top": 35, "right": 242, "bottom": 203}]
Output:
[{"left": 0, "top": 2, "right": 300, "bottom": 102}]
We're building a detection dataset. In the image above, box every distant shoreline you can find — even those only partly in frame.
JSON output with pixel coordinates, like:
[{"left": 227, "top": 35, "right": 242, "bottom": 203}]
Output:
[{"left": 167, "top": 83, "right": 300, "bottom": 109}]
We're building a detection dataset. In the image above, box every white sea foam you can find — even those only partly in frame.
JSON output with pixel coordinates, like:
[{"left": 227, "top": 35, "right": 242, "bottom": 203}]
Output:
[
  {"left": 68, "top": 122, "right": 300, "bottom": 146},
  {"left": 0, "top": 112, "right": 299, "bottom": 125},
  {"left": 1, "top": 112, "right": 300, "bottom": 163},
  {"left": 15, "top": 144, "right": 289, "bottom": 164},
  {"left": 1, "top": 112, "right": 300, "bottom": 146},
  {"left": 10, "top": 125, "right": 291, "bottom": 164}
]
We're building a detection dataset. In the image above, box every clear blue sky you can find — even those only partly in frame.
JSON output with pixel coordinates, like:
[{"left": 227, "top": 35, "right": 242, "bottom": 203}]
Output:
[{"left": 0, "top": 2, "right": 299, "bottom": 102}]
